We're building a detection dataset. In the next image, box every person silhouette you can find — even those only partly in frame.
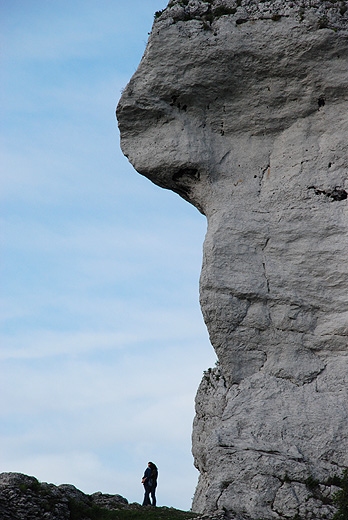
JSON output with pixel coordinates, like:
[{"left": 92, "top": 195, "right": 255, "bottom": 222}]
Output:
[{"left": 141, "top": 461, "right": 158, "bottom": 506}]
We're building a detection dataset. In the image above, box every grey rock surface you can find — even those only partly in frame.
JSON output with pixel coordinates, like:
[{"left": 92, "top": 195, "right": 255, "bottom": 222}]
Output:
[
  {"left": 117, "top": 1, "right": 348, "bottom": 518},
  {"left": 0, "top": 472, "right": 128, "bottom": 520}
]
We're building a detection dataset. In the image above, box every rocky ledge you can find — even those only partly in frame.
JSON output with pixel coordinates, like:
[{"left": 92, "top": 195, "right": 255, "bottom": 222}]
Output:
[
  {"left": 0, "top": 472, "right": 129, "bottom": 520},
  {"left": 154, "top": 0, "right": 348, "bottom": 32}
]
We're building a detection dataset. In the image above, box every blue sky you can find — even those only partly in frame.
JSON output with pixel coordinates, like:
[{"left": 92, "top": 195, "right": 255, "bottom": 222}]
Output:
[{"left": 1, "top": 0, "right": 216, "bottom": 510}]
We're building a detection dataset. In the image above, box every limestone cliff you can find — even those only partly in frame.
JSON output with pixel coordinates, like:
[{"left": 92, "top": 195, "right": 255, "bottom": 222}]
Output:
[{"left": 116, "top": 1, "right": 348, "bottom": 518}]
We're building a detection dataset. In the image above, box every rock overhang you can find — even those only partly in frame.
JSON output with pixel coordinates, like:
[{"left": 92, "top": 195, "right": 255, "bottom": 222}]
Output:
[
  {"left": 117, "top": 2, "right": 348, "bottom": 215},
  {"left": 116, "top": 1, "right": 348, "bottom": 517}
]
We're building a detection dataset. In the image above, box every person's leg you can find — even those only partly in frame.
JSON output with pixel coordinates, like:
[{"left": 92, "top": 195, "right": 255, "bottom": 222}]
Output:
[
  {"left": 142, "top": 486, "right": 151, "bottom": 506},
  {"left": 150, "top": 485, "right": 157, "bottom": 506}
]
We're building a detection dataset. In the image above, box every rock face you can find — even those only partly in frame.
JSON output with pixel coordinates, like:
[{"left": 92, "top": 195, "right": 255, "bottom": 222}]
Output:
[
  {"left": 116, "top": 1, "right": 348, "bottom": 518},
  {"left": 0, "top": 472, "right": 128, "bottom": 520}
]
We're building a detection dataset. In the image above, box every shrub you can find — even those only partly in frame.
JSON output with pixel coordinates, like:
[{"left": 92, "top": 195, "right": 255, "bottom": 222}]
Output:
[
  {"left": 68, "top": 500, "right": 200, "bottom": 520},
  {"left": 333, "top": 469, "right": 348, "bottom": 520},
  {"left": 318, "top": 15, "right": 329, "bottom": 28},
  {"left": 19, "top": 478, "right": 42, "bottom": 494},
  {"left": 326, "top": 475, "right": 342, "bottom": 487},
  {"left": 305, "top": 476, "right": 320, "bottom": 490},
  {"left": 154, "top": 10, "right": 165, "bottom": 19}
]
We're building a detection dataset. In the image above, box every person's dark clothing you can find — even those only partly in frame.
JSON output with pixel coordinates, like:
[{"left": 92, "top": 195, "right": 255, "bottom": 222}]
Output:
[{"left": 142, "top": 466, "right": 157, "bottom": 506}]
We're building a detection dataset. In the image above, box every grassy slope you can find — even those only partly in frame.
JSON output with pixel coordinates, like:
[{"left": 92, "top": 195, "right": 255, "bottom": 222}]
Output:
[{"left": 69, "top": 500, "right": 199, "bottom": 520}]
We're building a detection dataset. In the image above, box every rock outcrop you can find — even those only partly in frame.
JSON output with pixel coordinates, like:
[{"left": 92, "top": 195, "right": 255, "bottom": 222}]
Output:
[
  {"left": 0, "top": 472, "right": 128, "bottom": 520},
  {"left": 116, "top": 1, "right": 348, "bottom": 518},
  {"left": 0, "top": 472, "right": 205, "bottom": 520}
]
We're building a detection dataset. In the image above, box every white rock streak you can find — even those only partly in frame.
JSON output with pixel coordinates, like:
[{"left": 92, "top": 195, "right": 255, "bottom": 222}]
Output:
[{"left": 117, "top": 1, "right": 348, "bottom": 517}]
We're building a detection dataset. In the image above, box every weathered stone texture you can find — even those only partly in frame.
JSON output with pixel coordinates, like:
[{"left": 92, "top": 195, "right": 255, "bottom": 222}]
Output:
[
  {"left": 117, "top": 1, "right": 348, "bottom": 518},
  {"left": 0, "top": 472, "right": 128, "bottom": 520}
]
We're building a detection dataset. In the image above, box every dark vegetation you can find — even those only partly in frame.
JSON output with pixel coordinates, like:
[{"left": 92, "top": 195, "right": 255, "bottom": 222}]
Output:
[
  {"left": 333, "top": 469, "right": 348, "bottom": 520},
  {"left": 69, "top": 500, "right": 199, "bottom": 520},
  {"left": 285, "top": 470, "right": 348, "bottom": 520},
  {"left": 14, "top": 476, "right": 198, "bottom": 520},
  {"left": 69, "top": 500, "right": 198, "bottom": 520},
  {"left": 255, "top": 471, "right": 348, "bottom": 520}
]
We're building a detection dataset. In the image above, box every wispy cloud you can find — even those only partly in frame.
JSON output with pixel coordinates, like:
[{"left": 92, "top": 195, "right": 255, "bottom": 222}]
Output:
[{"left": 0, "top": 332, "right": 215, "bottom": 507}]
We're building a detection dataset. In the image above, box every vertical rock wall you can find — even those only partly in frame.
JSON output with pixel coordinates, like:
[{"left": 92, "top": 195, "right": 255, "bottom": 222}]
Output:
[{"left": 117, "top": 1, "right": 348, "bottom": 518}]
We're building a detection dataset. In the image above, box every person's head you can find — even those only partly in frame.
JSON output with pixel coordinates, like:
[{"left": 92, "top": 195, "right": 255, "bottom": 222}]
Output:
[{"left": 148, "top": 461, "right": 157, "bottom": 470}]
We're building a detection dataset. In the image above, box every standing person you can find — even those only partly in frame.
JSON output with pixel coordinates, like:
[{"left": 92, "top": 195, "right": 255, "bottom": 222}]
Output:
[{"left": 141, "top": 461, "right": 158, "bottom": 506}]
